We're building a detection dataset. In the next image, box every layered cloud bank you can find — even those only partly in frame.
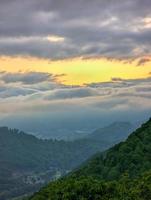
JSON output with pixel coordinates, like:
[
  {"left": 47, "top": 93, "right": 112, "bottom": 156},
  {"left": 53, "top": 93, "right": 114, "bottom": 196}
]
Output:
[
  {"left": 0, "top": 71, "right": 150, "bottom": 129},
  {"left": 0, "top": 0, "right": 151, "bottom": 59}
]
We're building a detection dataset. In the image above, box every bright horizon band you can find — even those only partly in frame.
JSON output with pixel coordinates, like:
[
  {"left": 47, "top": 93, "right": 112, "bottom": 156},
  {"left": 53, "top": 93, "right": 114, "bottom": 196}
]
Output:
[{"left": 0, "top": 56, "right": 151, "bottom": 85}]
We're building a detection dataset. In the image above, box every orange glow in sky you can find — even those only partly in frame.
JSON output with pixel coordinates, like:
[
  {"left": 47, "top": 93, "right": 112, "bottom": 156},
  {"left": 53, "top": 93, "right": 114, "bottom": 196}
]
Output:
[{"left": 0, "top": 56, "right": 151, "bottom": 85}]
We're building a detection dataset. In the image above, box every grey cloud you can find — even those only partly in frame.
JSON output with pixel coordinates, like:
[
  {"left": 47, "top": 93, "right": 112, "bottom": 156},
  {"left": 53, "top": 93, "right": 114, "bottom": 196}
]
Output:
[
  {"left": 44, "top": 87, "right": 100, "bottom": 100},
  {"left": 21, "top": 76, "right": 151, "bottom": 103},
  {"left": 93, "top": 98, "right": 129, "bottom": 110},
  {"left": 135, "top": 86, "right": 151, "bottom": 92},
  {"left": 137, "top": 57, "right": 151, "bottom": 66},
  {"left": 0, "top": 75, "right": 151, "bottom": 133},
  {"left": 0, "top": 0, "right": 151, "bottom": 59},
  {"left": 0, "top": 71, "right": 54, "bottom": 84},
  {"left": 0, "top": 71, "right": 64, "bottom": 98},
  {"left": 84, "top": 77, "right": 151, "bottom": 101},
  {"left": 29, "top": 82, "right": 64, "bottom": 91},
  {"left": 111, "top": 77, "right": 124, "bottom": 82},
  {"left": 0, "top": 86, "right": 37, "bottom": 98}
]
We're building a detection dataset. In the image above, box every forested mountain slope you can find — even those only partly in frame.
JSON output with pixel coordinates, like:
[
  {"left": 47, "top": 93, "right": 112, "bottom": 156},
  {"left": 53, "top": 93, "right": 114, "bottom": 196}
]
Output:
[
  {"left": 29, "top": 118, "right": 151, "bottom": 200},
  {"left": 74, "top": 118, "right": 151, "bottom": 180}
]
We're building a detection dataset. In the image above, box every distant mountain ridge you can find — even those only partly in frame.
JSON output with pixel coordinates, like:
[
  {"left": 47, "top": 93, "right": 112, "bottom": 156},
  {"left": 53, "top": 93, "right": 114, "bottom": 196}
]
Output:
[
  {"left": 0, "top": 127, "right": 100, "bottom": 200},
  {"left": 87, "top": 121, "right": 134, "bottom": 143},
  {"left": 0, "top": 121, "right": 133, "bottom": 200},
  {"left": 0, "top": 114, "right": 136, "bottom": 140}
]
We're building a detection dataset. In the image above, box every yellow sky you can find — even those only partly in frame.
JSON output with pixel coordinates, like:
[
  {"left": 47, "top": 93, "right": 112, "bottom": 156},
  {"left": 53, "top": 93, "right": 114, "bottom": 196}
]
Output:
[{"left": 0, "top": 56, "right": 151, "bottom": 85}]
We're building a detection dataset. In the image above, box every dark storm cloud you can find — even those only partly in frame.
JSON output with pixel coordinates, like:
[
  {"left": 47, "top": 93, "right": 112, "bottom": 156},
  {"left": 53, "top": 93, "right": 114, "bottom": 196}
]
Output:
[{"left": 0, "top": 0, "right": 151, "bottom": 59}]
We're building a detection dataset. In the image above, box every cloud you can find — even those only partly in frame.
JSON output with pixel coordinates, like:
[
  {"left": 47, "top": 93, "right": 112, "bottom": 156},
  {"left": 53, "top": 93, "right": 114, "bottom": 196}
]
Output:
[
  {"left": 0, "top": 86, "right": 37, "bottom": 98},
  {"left": 137, "top": 57, "right": 151, "bottom": 66},
  {"left": 0, "top": 71, "right": 55, "bottom": 84},
  {"left": 111, "top": 77, "right": 124, "bottom": 82},
  {"left": 0, "top": 0, "right": 151, "bottom": 59},
  {"left": 1, "top": 75, "right": 150, "bottom": 103},
  {"left": 0, "top": 75, "right": 151, "bottom": 133},
  {"left": 44, "top": 87, "right": 99, "bottom": 100},
  {"left": 0, "top": 71, "right": 66, "bottom": 98}
]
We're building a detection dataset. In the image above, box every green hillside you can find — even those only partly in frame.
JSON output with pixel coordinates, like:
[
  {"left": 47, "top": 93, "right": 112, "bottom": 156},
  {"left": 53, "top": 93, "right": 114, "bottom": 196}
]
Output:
[
  {"left": 74, "top": 118, "right": 151, "bottom": 180},
  {"left": 29, "top": 118, "right": 151, "bottom": 200},
  {"left": 29, "top": 171, "right": 151, "bottom": 200}
]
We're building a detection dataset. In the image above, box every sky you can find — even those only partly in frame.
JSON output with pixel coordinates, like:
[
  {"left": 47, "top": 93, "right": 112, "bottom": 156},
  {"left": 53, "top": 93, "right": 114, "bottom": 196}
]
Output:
[{"left": 0, "top": 0, "right": 151, "bottom": 136}]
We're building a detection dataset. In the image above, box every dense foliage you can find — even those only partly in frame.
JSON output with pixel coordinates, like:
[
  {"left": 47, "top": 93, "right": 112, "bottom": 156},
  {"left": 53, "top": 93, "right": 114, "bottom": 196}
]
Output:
[
  {"left": 74, "top": 118, "right": 151, "bottom": 180},
  {"left": 29, "top": 171, "right": 151, "bottom": 200},
  {"left": 29, "top": 118, "right": 151, "bottom": 200}
]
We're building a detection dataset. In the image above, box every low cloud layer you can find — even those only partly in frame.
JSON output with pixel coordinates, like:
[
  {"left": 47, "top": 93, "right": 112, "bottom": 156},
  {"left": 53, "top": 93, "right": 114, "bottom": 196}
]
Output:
[
  {"left": 0, "top": 71, "right": 151, "bottom": 131},
  {"left": 0, "top": 71, "right": 55, "bottom": 84}
]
